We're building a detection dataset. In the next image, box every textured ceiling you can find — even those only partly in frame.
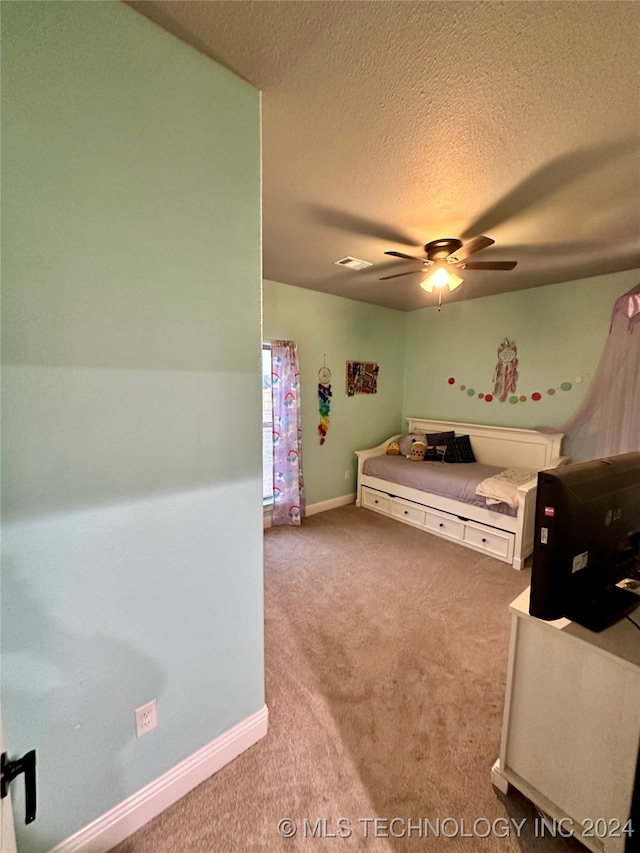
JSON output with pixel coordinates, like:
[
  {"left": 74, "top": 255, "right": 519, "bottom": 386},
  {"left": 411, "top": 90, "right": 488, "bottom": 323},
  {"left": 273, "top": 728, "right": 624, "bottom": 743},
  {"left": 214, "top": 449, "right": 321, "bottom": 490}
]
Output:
[{"left": 129, "top": 1, "right": 640, "bottom": 311}]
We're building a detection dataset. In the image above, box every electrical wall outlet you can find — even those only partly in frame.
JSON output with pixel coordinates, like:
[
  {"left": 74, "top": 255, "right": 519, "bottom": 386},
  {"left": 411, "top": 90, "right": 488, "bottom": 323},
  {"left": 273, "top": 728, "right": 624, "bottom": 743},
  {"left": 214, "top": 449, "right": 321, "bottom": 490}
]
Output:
[
  {"left": 135, "top": 700, "right": 157, "bottom": 737},
  {"left": 345, "top": 470, "right": 350, "bottom": 479}
]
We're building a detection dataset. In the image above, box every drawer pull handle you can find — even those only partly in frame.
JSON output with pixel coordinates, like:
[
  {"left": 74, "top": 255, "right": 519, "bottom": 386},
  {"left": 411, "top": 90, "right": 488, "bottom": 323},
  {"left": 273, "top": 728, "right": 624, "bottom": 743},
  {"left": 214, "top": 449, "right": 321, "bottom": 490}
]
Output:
[
  {"left": 439, "top": 522, "right": 444, "bottom": 528},
  {"left": 374, "top": 500, "right": 378, "bottom": 504},
  {"left": 482, "top": 538, "right": 487, "bottom": 543},
  {"left": 404, "top": 510, "right": 409, "bottom": 515}
]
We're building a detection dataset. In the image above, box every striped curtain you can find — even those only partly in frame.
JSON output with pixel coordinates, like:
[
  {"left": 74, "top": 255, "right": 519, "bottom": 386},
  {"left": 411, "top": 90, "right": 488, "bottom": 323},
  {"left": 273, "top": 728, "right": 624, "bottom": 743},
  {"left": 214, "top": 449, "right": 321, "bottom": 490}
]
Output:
[{"left": 271, "top": 340, "right": 305, "bottom": 525}]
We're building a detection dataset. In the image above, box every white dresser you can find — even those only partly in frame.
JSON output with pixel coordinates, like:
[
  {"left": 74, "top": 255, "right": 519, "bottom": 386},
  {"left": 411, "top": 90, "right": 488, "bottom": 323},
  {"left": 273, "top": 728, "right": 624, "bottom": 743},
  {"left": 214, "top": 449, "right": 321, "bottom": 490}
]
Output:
[{"left": 492, "top": 588, "right": 640, "bottom": 853}]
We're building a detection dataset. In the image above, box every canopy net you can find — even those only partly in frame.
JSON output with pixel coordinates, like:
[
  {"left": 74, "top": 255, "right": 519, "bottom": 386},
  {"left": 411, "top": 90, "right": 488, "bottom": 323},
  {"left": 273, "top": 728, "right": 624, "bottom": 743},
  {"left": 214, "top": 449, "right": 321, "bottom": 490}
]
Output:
[{"left": 540, "top": 284, "right": 640, "bottom": 461}]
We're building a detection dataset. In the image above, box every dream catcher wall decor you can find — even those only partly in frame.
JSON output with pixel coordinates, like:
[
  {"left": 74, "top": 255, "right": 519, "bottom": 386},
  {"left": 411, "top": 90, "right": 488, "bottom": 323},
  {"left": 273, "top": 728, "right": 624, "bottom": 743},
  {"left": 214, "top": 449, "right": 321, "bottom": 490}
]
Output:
[
  {"left": 493, "top": 338, "right": 518, "bottom": 402},
  {"left": 447, "top": 334, "right": 581, "bottom": 404},
  {"left": 318, "top": 357, "right": 332, "bottom": 445}
]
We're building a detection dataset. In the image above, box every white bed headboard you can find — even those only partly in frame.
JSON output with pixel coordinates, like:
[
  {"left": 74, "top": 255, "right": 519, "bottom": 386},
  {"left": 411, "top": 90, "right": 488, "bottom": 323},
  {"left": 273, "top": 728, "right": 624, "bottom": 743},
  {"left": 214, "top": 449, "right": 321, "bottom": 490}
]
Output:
[{"left": 406, "top": 418, "right": 564, "bottom": 471}]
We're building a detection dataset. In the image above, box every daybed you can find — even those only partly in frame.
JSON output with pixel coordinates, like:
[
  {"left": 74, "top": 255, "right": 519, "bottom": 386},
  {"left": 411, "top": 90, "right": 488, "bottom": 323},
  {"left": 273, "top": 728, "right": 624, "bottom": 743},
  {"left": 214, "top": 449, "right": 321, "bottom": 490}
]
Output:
[{"left": 355, "top": 418, "right": 566, "bottom": 570}]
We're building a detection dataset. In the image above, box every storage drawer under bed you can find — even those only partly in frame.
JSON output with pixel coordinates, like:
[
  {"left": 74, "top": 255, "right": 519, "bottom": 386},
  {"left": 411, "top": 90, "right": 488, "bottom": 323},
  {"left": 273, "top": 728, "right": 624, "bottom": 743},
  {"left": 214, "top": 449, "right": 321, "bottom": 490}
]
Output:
[
  {"left": 362, "top": 487, "right": 392, "bottom": 515},
  {"left": 463, "top": 522, "right": 512, "bottom": 560},
  {"left": 360, "top": 486, "right": 515, "bottom": 564},
  {"left": 391, "top": 498, "right": 426, "bottom": 527},
  {"left": 425, "top": 509, "right": 464, "bottom": 541}
]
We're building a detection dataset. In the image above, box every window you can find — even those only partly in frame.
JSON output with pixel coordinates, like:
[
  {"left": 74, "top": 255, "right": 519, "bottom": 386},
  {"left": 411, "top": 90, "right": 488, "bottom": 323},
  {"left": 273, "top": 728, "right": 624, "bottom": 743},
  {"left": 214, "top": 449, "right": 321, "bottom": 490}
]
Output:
[{"left": 262, "top": 344, "right": 273, "bottom": 502}]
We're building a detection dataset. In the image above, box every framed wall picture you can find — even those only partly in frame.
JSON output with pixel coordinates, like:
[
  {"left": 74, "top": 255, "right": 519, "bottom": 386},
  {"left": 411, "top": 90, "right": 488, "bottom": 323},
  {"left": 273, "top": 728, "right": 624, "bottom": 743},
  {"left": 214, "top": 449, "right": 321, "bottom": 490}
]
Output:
[{"left": 346, "top": 361, "right": 379, "bottom": 396}]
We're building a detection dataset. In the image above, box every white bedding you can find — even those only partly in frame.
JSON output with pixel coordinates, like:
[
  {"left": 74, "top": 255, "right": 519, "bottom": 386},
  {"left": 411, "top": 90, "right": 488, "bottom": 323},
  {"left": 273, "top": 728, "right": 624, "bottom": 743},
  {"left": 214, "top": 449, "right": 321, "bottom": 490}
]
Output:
[{"left": 475, "top": 467, "right": 537, "bottom": 509}]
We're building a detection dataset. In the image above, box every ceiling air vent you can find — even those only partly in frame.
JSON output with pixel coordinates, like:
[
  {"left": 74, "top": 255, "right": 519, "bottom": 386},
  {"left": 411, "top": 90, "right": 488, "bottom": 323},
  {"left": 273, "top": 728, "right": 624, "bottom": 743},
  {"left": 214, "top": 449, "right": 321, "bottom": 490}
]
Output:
[{"left": 333, "top": 256, "right": 372, "bottom": 271}]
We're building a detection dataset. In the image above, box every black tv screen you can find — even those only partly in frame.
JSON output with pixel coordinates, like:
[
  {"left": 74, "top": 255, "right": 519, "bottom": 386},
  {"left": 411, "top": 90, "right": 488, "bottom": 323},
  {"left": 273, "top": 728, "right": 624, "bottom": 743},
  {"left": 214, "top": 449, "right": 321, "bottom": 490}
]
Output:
[{"left": 529, "top": 451, "right": 640, "bottom": 632}]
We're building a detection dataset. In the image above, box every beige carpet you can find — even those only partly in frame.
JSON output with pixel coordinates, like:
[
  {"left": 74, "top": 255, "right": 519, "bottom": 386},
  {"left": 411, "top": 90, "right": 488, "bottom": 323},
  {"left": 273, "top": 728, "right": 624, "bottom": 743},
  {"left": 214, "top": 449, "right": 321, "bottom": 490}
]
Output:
[{"left": 112, "top": 505, "right": 585, "bottom": 852}]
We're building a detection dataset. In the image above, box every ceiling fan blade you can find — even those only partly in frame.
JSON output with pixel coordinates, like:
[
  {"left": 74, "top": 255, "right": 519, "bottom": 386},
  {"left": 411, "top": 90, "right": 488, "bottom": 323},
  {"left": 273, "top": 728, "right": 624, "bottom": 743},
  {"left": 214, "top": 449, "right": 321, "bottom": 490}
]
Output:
[
  {"left": 461, "top": 136, "right": 639, "bottom": 240},
  {"left": 452, "top": 236, "right": 495, "bottom": 262},
  {"left": 309, "top": 205, "right": 416, "bottom": 246},
  {"left": 384, "top": 250, "right": 428, "bottom": 262},
  {"left": 458, "top": 261, "right": 518, "bottom": 270},
  {"left": 379, "top": 269, "right": 423, "bottom": 281}
]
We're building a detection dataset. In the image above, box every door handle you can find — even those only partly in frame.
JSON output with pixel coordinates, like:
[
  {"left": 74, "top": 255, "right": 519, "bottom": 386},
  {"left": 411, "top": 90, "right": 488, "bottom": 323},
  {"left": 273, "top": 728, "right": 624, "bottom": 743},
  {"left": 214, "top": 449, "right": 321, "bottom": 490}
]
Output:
[{"left": 1, "top": 749, "right": 36, "bottom": 824}]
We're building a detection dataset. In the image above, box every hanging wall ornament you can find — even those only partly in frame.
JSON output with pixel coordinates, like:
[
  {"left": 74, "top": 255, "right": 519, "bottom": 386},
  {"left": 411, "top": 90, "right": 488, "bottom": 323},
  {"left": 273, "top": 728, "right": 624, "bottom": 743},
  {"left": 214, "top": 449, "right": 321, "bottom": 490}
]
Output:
[
  {"left": 493, "top": 338, "right": 519, "bottom": 402},
  {"left": 317, "top": 358, "right": 332, "bottom": 445}
]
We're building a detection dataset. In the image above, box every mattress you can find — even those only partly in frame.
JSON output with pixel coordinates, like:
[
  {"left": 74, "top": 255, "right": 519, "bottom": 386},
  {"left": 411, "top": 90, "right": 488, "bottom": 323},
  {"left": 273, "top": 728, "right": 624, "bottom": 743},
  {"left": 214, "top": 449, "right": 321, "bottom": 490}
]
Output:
[{"left": 362, "top": 456, "right": 517, "bottom": 517}]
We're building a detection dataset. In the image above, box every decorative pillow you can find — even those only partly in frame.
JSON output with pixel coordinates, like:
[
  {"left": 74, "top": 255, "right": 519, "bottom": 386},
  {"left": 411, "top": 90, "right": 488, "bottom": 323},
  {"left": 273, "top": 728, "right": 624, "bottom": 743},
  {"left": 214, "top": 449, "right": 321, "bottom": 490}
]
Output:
[
  {"left": 398, "top": 432, "right": 427, "bottom": 456},
  {"left": 425, "top": 430, "right": 455, "bottom": 447},
  {"left": 424, "top": 444, "right": 448, "bottom": 462},
  {"left": 442, "top": 435, "right": 460, "bottom": 463},
  {"left": 386, "top": 440, "right": 400, "bottom": 455},
  {"left": 423, "top": 431, "right": 455, "bottom": 461},
  {"left": 409, "top": 440, "right": 427, "bottom": 461},
  {"left": 442, "top": 434, "right": 477, "bottom": 463}
]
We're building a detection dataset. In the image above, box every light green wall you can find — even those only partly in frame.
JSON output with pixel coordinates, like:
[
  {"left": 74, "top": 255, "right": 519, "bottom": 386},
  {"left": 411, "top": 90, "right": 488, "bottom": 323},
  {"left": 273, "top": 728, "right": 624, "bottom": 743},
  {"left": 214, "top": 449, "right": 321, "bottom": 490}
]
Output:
[
  {"left": 403, "top": 269, "right": 640, "bottom": 455},
  {"left": 1, "top": 4, "right": 263, "bottom": 850},
  {"left": 263, "top": 281, "right": 406, "bottom": 505}
]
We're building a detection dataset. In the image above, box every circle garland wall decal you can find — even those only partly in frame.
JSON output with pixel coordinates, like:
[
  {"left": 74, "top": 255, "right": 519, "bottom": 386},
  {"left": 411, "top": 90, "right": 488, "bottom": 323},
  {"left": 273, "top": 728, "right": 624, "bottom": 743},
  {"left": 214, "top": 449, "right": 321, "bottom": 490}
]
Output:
[{"left": 447, "top": 377, "right": 575, "bottom": 403}]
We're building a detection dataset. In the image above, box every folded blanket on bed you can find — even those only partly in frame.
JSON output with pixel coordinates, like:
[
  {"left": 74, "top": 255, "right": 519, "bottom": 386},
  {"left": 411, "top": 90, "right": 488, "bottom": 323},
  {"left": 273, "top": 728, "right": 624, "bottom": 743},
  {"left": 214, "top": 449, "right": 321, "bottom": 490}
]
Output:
[{"left": 475, "top": 467, "right": 537, "bottom": 509}]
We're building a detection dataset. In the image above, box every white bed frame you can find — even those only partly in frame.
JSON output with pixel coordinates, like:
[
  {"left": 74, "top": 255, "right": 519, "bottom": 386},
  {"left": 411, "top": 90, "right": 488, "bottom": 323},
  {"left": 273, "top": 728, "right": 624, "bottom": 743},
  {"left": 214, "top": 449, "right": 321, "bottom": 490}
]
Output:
[{"left": 356, "top": 418, "right": 566, "bottom": 570}]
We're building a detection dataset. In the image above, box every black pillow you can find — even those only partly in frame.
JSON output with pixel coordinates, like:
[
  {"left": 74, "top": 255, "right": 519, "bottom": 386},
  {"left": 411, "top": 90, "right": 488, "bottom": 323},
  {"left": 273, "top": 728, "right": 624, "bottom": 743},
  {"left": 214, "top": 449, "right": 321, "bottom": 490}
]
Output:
[
  {"left": 425, "top": 430, "right": 455, "bottom": 447},
  {"left": 424, "top": 444, "right": 448, "bottom": 462},
  {"left": 442, "top": 434, "right": 476, "bottom": 463},
  {"left": 423, "top": 431, "right": 455, "bottom": 461}
]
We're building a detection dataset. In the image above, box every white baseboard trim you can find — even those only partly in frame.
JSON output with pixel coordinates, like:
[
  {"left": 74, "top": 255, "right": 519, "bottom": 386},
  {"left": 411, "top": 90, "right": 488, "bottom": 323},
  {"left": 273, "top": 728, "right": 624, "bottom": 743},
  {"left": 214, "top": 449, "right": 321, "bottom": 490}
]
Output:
[
  {"left": 264, "top": 494, "right": 354, "bottom": 528},
  {"left": 49, "top": 704, "right": 268, "bottom": 853},
  {"left": 305, "top": 494, "right": 355, "bottom": 517}
]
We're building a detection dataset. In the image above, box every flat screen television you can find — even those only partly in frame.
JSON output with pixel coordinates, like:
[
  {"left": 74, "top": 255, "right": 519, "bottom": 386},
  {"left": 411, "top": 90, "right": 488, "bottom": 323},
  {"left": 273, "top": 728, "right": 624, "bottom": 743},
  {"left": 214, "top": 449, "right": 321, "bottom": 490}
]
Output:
[{"left": 529, "top": 451, "right": 640, "bottom": 632}]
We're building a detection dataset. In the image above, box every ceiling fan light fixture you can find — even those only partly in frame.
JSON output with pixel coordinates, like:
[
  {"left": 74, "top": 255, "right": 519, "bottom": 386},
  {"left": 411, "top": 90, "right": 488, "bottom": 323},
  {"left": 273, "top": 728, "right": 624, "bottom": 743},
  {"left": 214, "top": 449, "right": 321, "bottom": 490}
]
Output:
[
  {"left": 420, "top": 266, "right": 464, "bottom": 293},
  {"left": 447, "top": 272, "right": 464, "bottom": 291},
  {"left": 383, "top": 235, "right": 513, "bottom": 298}
]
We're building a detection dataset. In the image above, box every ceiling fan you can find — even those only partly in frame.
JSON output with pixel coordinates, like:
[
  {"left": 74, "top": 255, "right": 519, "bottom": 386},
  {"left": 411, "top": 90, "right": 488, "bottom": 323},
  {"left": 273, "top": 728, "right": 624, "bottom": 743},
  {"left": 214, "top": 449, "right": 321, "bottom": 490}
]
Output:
[{"left": 380, "top": 236, "right": 517, "bottom": 305}]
